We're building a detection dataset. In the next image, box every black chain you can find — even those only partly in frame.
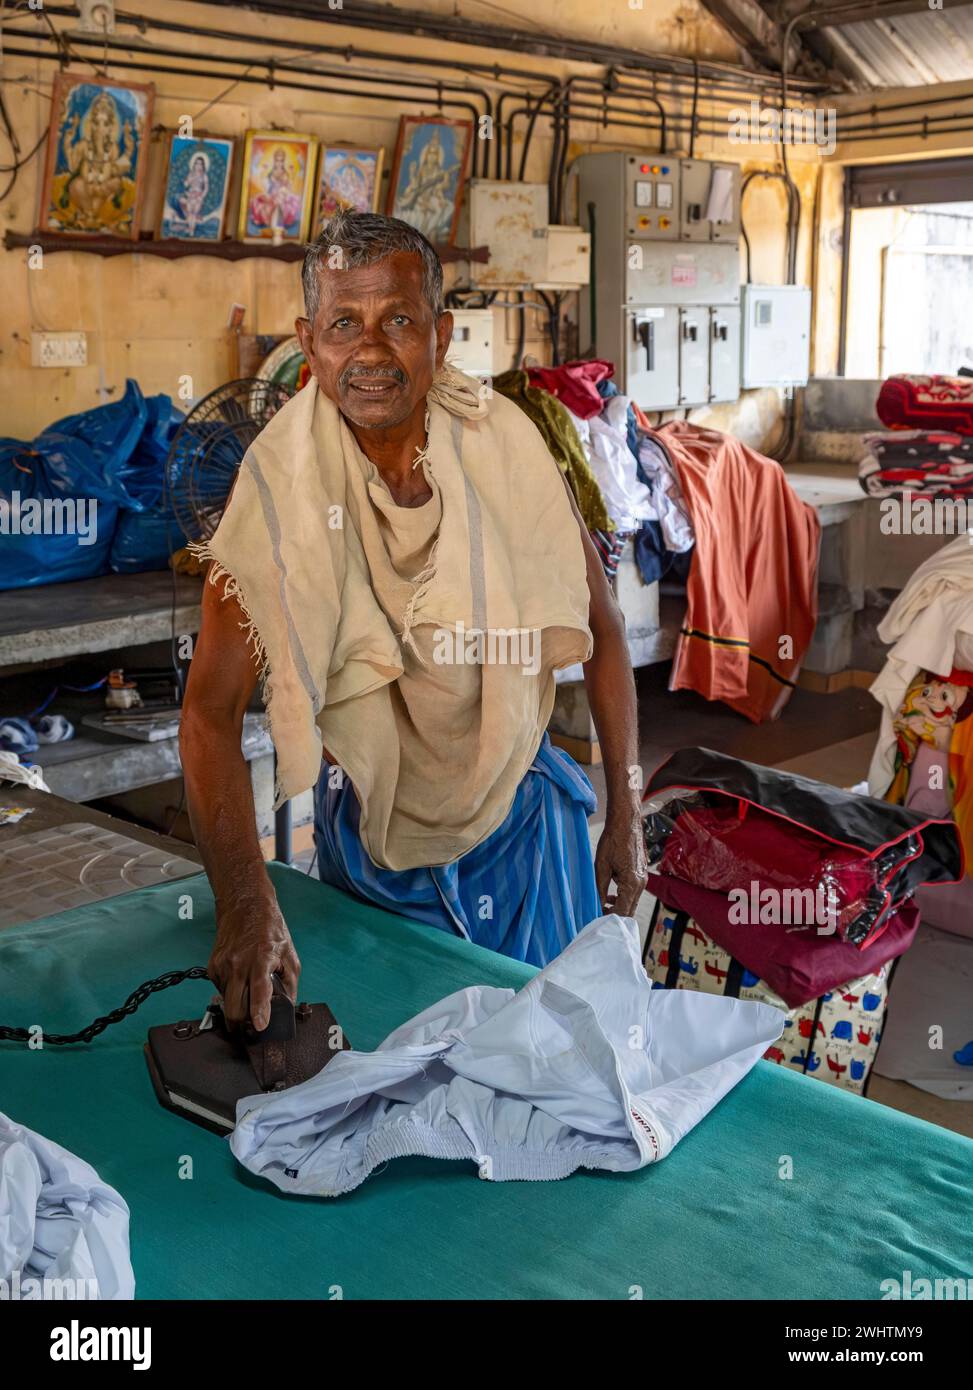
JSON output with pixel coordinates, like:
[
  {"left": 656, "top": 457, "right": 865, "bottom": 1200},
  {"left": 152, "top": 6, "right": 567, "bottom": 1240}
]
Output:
[{"left": 0, "top": 967, "right": 210, "bottom": 1046}]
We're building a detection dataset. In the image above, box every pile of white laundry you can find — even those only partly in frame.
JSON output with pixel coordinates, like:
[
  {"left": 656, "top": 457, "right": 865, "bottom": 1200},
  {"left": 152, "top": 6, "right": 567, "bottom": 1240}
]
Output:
[
  {"left": 231, "top": 913, "right": 784, "bottom": 1197},
  {"left": 637, "top": 435, "right": 695, "bottom": 555},
  {"left": 0, "top": 1113, "right": 134, "bottom": 1300},
  {"left": 567, "top": 395, "right": 655, "bottom": 533}
]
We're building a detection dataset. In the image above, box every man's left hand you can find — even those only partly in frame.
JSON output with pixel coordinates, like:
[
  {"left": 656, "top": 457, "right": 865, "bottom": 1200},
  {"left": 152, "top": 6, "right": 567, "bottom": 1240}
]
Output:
[{"left": 594, "top": 805, "right": 648, "bottom": 917}]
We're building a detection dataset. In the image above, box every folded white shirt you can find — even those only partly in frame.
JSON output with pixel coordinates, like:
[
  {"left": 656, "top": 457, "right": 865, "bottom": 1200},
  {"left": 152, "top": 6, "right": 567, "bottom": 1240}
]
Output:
[
  {"left": 231, "top": 914, "right": 784, "bottom": 1197},
  {"left": 0, "top": 1112, "right": 134, "bottom": 1299}
]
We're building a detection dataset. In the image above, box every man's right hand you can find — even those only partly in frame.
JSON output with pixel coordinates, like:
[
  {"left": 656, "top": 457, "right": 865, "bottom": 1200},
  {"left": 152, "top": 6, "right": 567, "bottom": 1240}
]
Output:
[{"left": 208, "top": 886, "right": 301, "bottom": 1032}]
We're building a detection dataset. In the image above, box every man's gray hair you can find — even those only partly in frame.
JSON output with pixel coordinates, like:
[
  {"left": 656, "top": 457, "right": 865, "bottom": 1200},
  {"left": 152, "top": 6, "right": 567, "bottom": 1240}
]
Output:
[{"left": 301, "top": 211, "right": 445, "bottom": 322}]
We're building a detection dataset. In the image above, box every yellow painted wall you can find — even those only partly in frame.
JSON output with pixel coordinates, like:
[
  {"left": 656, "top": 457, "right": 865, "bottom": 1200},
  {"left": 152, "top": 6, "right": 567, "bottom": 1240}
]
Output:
[{"left": 1, "top": 0, "right": 811, "bottom": 443}]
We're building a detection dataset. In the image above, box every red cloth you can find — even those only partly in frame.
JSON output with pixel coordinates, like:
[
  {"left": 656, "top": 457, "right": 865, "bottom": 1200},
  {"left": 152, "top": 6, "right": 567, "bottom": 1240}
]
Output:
[
  {"left": 653, "top": 421, "right": 820, "bottom": 723},
  {"left": 658, "top": 801, "right": 883, "bottom": 944},
  {"left": 876, "top": 375, "right": 973, "bottom": 435},
  {"left": 526, "top": 360, "right": 614, "bottom": 419},
  {"left": 647, "top": 872, "right": 919, "bottom": 1009}
]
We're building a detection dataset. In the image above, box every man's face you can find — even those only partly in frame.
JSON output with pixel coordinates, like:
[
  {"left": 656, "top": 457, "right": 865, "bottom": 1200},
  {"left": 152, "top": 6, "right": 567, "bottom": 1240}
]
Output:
[{"left": 295, "top": 250, "right": 452, "bottom": 430}]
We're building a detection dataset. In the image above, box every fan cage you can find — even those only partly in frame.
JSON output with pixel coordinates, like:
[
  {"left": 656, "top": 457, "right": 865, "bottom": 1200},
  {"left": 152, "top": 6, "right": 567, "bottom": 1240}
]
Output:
[{"left": 165, "top": 377, "right": 294, "bottom": 543}]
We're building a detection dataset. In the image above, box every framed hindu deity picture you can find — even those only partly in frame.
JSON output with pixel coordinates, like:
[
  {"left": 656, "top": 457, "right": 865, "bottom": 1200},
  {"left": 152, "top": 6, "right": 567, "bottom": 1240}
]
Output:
[
  {"left": 313, "top": 145, "right": 384, "bottom": 232},
  {"left": 39, "top": 73, "right": 154, "bottom": 239},
  {"left": 237, "top": 131, "right": 317, "bottom": 244},
  {"left": 386, "top": 116, "right": 473, "bottom": 245},
  {"left": 158, "top": 131, "right": 235, "bottom": 241}
]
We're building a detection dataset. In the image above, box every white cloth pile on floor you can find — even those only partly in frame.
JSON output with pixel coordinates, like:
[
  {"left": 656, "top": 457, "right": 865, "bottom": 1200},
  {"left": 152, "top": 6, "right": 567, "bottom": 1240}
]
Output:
[
  {"left": 230, "top": 913, "right": 784, "bottom": 1197},
  {"left": 0, "top": 1112, "right": 134, "bottom": 1299}
]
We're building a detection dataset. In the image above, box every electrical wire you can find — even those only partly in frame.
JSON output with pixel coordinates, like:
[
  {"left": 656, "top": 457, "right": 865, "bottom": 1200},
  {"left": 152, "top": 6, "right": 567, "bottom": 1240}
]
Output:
[
  {"left": 25, "top": 677, "right": 108, "bottom": 721},
  {"left": 0, "top": 73, "right": 48, "bottom": 202},
  {"left": 535, "top": 290, "right": 563, "bottom": 365},
  {"left": 689, "top": 58, "right": 699, "bottom": 158},
  {"left": 740, "top": 170, "right": 799, "bottom": 285},
  {"left": 0, "top": 967, "right": 210, "bottom": 1045}
]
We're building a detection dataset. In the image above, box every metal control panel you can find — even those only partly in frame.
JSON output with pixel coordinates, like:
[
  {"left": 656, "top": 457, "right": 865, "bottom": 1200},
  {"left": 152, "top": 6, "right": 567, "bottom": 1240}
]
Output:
[
  {"left": 466, "top": 181, "right": 590, "bottom": 290},
  {"left": 577, "top": 151, "right": 743, "bottom": 409},
  {"left": 680, "top": 158, "right": 741, "bottom": 242},
  {"left": 624, "top": 158, "right": 681, "bottom": 240},
  {"left": 741, "top": 284, "right": 811, "bottom": 388}
]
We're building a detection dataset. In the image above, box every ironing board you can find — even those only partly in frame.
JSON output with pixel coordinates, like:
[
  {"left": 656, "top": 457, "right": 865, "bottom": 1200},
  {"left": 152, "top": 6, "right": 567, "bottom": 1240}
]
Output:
[{"left": 1, "top": 864, "right": 970, "bottom": 1301}]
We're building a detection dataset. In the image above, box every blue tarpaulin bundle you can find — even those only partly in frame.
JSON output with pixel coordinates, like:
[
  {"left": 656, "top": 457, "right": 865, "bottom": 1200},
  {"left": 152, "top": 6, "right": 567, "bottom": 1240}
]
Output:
[{"left": 0, "top": 380, "right": 189, "bottom": 590}]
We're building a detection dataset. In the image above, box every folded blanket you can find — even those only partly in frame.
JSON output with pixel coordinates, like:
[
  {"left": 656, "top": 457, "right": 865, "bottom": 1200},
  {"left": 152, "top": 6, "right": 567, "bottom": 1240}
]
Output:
[
  {"left": 859, "top": 430, "right": 973, "bottom": 497},
  {"left": 877, "top": 375, "right": 973, "bottom": 435}
]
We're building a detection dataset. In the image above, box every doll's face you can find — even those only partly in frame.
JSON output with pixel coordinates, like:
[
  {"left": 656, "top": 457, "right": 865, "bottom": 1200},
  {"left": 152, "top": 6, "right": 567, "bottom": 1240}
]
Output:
[{"left": 915, "top": 680, "right": 967, "bottom": 720}]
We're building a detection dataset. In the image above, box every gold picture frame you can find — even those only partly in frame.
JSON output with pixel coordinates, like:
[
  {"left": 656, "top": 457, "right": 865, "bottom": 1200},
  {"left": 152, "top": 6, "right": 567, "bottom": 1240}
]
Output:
[
  {"left": 39, "top": 72, "right": 154, "bottom": 240},
  {"left": 237, "top": 130, "right": 318, "bottom": 244},
  {"left": 313, "top": 144, "right": 384, "bottom": 234}
]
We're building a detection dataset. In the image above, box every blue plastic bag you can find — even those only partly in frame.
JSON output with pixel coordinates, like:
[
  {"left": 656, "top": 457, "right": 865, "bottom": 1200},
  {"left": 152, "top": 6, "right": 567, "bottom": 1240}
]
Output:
[
  {"left": 108, "top": 393, "right": 191, "bottom": 573},
  {"left": 0, "top": 439, "right": 118, "bottom": 589},
  {"left": 0, "top": 380, "right": 189, "bottom": 588}
]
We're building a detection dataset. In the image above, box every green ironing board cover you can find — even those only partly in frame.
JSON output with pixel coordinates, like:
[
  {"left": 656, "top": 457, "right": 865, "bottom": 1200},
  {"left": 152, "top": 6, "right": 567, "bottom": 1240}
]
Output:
[{"left": 0, "top": 863, "right": 970, "bottom": 1301}]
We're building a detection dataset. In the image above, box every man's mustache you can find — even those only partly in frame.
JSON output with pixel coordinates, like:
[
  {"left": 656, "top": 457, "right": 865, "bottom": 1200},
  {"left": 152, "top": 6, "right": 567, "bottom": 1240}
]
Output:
[{"left": 340, "top": 364, "right": 407, "bottom": 389}]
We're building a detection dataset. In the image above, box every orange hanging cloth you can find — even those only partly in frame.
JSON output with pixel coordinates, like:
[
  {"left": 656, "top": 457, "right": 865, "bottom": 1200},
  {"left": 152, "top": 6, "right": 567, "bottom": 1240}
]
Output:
[{"left": 652, "top": 421, "right": 821, "bottom": 723}]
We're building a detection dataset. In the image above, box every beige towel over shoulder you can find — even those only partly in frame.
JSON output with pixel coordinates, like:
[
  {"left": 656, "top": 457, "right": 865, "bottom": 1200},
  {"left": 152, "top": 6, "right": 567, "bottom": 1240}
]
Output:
[{"left": 195, "top": 368, "right": 592, "bottom": 870}]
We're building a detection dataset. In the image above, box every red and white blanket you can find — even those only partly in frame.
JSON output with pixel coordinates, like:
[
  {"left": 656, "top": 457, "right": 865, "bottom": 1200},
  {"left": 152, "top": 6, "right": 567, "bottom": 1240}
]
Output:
[{"left": 876, "top": 374, "right": 973, "bottom": 435}]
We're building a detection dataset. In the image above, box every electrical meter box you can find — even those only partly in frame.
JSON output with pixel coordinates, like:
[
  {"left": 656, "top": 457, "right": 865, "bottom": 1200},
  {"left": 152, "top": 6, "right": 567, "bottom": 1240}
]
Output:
[
  {"left": 535, "top": 226, "right": 591, "bottom": 289},
  {"left": 576, "top": 151, "right": 742, "bottom": 409},
  {"left": 468, "top": 180, "right": 547, "bottom": 289},
  {"left": 467, "top": 181, "right": 590, "bottom": 290},
  {"left": 741, "top": 284, "right": 811, "bottom": 388},
  {"left": 449, "top": 309, "right": 494, "bottom": 378}
]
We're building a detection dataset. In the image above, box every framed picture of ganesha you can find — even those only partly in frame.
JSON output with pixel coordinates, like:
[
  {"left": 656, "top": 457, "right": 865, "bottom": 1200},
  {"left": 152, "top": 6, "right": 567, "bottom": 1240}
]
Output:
[
  {"left": 238, "top": 131, "right": 318, "bottom": 244},
  {"left": 39, "top": 73, "right": 154, "bottom": 240}
]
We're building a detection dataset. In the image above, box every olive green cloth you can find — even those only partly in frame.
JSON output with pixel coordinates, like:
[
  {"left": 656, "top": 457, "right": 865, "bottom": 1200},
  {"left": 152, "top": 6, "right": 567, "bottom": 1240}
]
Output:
[{"left": 492, "top": 369, "right": 612, "bottom": 532}]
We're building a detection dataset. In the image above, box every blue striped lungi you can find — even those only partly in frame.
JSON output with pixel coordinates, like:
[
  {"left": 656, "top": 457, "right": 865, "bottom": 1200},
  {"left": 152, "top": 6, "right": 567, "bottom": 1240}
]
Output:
[{"left": 312, "top": 734, "right": 601, "bottom": 967}]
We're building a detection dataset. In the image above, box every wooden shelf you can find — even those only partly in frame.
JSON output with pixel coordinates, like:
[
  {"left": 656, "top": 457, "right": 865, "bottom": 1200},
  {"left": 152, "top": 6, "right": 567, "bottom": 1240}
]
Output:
[{"left": 3, "top": 230, "right": 489, "bottom": 264}]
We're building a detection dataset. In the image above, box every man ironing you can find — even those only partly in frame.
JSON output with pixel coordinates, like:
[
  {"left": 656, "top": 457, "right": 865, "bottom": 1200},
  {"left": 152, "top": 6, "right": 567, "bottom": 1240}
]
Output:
[{"left": 180, "top": 211, "right": 645, "bottom": 1030}]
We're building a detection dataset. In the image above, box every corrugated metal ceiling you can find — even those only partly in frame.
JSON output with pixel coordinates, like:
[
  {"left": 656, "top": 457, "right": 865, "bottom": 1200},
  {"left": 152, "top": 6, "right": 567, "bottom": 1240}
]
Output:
[{"left": 823, "top": 4, "right": 973, "bottom": 88}]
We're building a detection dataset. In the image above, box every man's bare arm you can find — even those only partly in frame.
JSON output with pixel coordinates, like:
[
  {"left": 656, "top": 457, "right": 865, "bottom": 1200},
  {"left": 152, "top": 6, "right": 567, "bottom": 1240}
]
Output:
[
  {"left": 561, "top": 479, "right": 648, "bottom": 914},
  {"left": 180, "top": 575, "right": 300, "bottom": 1029}
]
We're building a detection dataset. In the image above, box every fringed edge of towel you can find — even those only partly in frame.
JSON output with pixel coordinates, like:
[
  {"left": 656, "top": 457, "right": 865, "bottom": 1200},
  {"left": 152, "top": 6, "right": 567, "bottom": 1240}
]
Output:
[{"left": 188, "top": 542, "right": 271, "bottom": 682}]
